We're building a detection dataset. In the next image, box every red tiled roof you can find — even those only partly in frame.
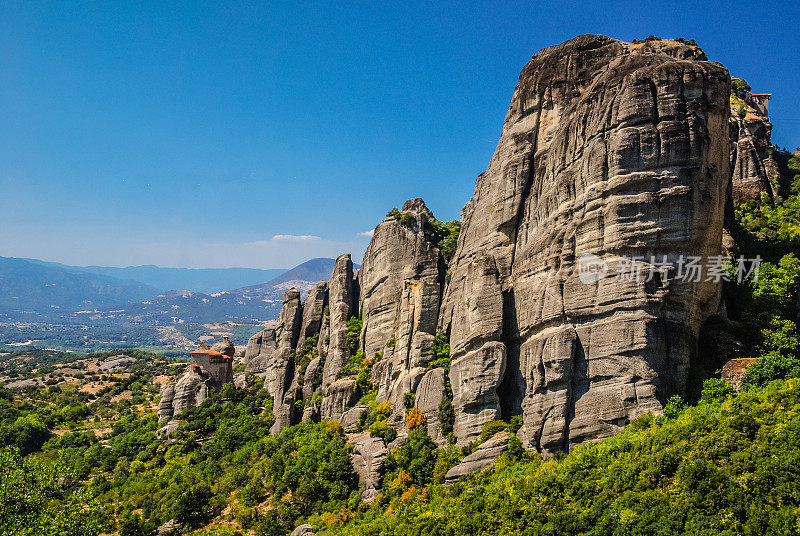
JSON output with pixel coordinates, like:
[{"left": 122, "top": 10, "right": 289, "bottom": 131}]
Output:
[{"left": 191, "top": 349, "right": 223, "bottom": 356}]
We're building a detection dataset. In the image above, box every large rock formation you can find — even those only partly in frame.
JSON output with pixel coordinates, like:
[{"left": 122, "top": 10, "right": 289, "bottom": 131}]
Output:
[
  {"left": 158, "top": 338, "right": 235, "bottom": 423},
  {"left": 350, "top": 433, "right": 388, "bottom": 503},
  {"left": 439, "top": 35, "right": 730, "bottom": 451},
  {"left": 243, "top": 35, "right": 734, "bottom": 463},
  {"left": 729, "top": 89, "right": 774, "bottom": 201},
  {"left": 321, "top": 255, "right": 358, "bottom": 387},
  {"left": 362, "top": 199, "right": 447, "bottom": 432}
]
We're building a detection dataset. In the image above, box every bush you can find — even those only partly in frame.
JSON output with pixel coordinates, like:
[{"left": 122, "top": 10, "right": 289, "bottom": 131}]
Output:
[
  {"left": 480, "top": 420, "right": 507, "bottom": 442},
  {"left": 662, "top": 395, "right": 686, "bottom": 419},
  {"left": 369, "top": 419, "right": 397, "bottom": 443},
  {"left": 732, "top": 78, "right": 752, "bottom": 97},
  {"left": 405, "top": 408, "right": 425, "bottom": 430},
  {"left": 744, "top": 351, "right": 800, "bottom": 388},
  {"left": 700, "top": 378, "right": 735, "bottom": 404}
]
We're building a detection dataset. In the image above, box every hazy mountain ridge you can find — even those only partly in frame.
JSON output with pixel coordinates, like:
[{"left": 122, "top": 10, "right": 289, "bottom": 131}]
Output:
[
  {"left": 21, "top": 258, "right": 287, "bottom": 294},
  {"left": 0, "top": 257, "right": 161, "bottom": 316},
  {"left": 0, "top": 257, "right": 339, "bottom": 352}
]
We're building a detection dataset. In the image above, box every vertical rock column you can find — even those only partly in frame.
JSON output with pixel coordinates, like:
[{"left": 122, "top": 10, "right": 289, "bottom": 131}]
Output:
[{"left": 440, "top": 35, "right": 730, "bottom": 451}]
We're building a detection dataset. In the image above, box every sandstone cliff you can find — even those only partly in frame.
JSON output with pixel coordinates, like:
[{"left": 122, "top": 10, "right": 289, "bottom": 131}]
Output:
[
  {"left": 248, "top": 35, "right": 734, "bottom": 458},
  {"left": 439, "top": 34, "right": 730, "bottom": 451},
  {"left": 729, "top": 89, "right": 774, "bottom": 201}
]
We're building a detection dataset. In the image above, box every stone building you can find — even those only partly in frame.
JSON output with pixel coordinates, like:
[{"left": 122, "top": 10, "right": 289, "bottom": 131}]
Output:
[
  {"left": 158, "top": 335, "right": 236, "bottom": 425},
  {"left": 190, "top": 335, "right": 235, "bottom": 386}
]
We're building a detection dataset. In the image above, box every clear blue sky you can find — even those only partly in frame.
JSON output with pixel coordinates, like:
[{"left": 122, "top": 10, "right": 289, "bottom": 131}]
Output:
[{"left": 1, "top": 1, "right": 798, "bottom": 268}]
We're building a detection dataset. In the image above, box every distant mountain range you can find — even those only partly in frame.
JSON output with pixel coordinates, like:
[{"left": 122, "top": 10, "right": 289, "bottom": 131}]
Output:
[
  {"left": 0, "top": 257, "right": 161, "bottom": 316},
  {"left": 0, "top": 256, "right": 340, "bottom": 325},
  {"left": 78, "top": 258, "right": 340, "bottom": 325},
  {"left": 21, "top": 258, "right": 287, "bottom": 294}
]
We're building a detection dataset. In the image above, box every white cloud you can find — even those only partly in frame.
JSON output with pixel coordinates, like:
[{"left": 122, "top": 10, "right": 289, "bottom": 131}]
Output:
[
  {"left": 270, "top": 234, "right": 321, "bottom": 242},
  {"left": 357, "top": 229, "right": 374, "bottom": 237}
]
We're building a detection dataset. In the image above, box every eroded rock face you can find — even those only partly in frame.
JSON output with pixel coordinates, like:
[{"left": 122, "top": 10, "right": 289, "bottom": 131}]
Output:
[
  {"left": 321, "top": 255, "right": 357, "bottom": 387},
  {"left": 320, "top": 378, "right": 357, "bottom": 421},
  {"left": 341, "top": 404, "right": 368, "bottom": 433},
  {"left": 444, "top": 431, "right": 509, "bottom": 485},
  {"left": 350, "top": 433, "right": 388, "bottom": 503},
  {"left": 171, "top": 367, "right": 210, "bottom": 417},
  {"left": 297, "top": 281, "right": 328, "bottom": 354},
  {"left": 244, "top": 327, "right": 277, "bottom": 375},
  {"left": 440, "top": 35, "right": 730, "bottom": 451},
  {"left": 157, "top": 382, "right": 175, "bottom": 423},
  {"left": 289, "top": 525, "right": 316, "bottom": 536},
  {"left": 243, "top": 290, "right": 304, "bottom": 434},
  {"left": 360, "top": 199, "right": 446, "bottom": 429},
  {"left": 415, "top": 367, "right": 448, "bottom": 444},
  {"left": 730, "top": 97, "right": 774, "bottom": 201}
]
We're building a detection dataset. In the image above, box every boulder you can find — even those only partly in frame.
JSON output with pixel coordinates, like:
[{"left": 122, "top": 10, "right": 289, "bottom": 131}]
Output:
[
  {"left": 340, "top": 404, "right": 368, "bottom": 433},
  {"left": 350, "top": 433, "right": 388, "bottom": 502},
  {"left": 320, "top": 378, "right": 357, "bottom": 421},
  {"left": 156, "top": 420, "right": 180, "bottom": 438},
  {"left": 290, "top": 524, "right": 315, "bottom": 536},
  {"left": 444, "top": 431, "right": 509, "bottom": 485},
  {"left": 721, "top": 358, "right": 758, "bottom": 390},
  {"left": 233, "top": 372, "right": 248, "bottom": 389}
]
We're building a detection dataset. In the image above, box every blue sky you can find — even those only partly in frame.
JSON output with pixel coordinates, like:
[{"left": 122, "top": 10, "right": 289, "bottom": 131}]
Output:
[{"left": 1, "top": 1, "right": 798, "bottom": 269}]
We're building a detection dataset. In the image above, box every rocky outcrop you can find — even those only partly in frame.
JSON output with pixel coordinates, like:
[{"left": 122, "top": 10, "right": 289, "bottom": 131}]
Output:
[
  {"left": 244, "top": 327, "right": 277, "bottom": 375},
  {"left": 235, "top": 35, "right": 734, "bottom": 462},
  {"left": 341, "top": 404, "right": 368, "bottom": 433},
  {"left": 296, "top": 281, "right": 328, "bottom": 354},
  {"left": 289, "top": 525, "right": 315, "bottom": 536},
  {"left": 98, "top": 355, "right": 136, "bottom": 371},
  {"left": 171, "top": 367, "right": 210, "bottom": 416},
  {"left": 233, "top": 373, "right": 248, "bottom": 390},
  {"left": 158, "top": 337, "right": 237, "bottom": 424},
  {"left": 156, "top": 420, "right": 180, "bottom": 438},
  {"left": 157, "top": 382, "right": 175, "bottom": 423},
  {"left": 350, "top": 433, "right": 388, "bottom": 503},
  {"left": 439, "top": 35, "right": 730, "bottom": 451},
  {"left": 270, "top": 289, "right": 303, "bottom": 434},
  {"left": 721, "top": 357, "right": 758, "bottom": 390},
  {"left": 321, "top": 255, "right": 357, "bottom": 387},
  {"left": 444, "top": 431, "right": 509, "bottom": 485},
  {"left": 320, "top": 378, "right": 358, "bottom": 421},
  {"left": 730, "top": 93, "right": 774, "bottom": 201},
  {"left": 243, "top": 289, "right": 304, "bottom": 434},
  {"left": 415, "top": 367, "right": 448, "bottom": 444},
  {"left": 360, "top": 199, "right": 447, "bottom": 432},
  {"left": 302, "top": 356, "right": 321, "bottom": 402}
]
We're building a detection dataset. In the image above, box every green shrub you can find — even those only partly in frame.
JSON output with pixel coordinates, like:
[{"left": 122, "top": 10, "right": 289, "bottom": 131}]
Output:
[
  {"left": 662, "top": 395, "right": 686, "bottom": 419},
  {"left": 480, "top": 420, "right": 507, "bottom": 441},
  {"left": 700, "top": 378, "right": 735, "bottom": 404}
]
